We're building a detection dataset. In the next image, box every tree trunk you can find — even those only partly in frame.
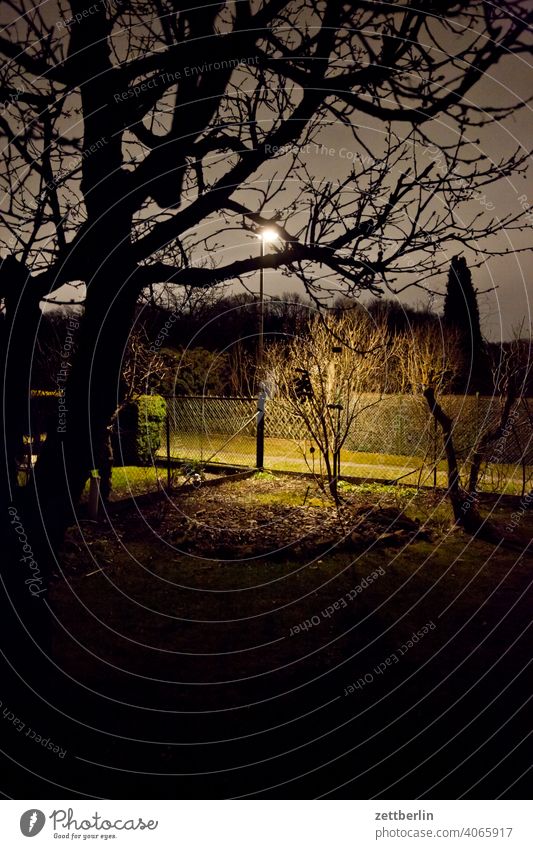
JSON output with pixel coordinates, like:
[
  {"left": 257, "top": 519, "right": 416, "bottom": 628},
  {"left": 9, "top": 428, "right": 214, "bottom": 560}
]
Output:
[
  {"left": 32, "top": 265, "right": 140, "bottom": 548},
  {"left": 423, "top": 387, "right": 480, "bottom": 531},
  {"left": 0, "top": 257, "right": 42, "bottom": 504},
  {"left": 468, "top": 386, "right": 517, "bottom": 493},
  {"left": 99, "top": 429, "right": 114, "bottom": 503},
  {"left": 324, "top": 450, "right": 340, "bottom": 504},
  {"left": 0, "top": 259, "right": 54, "bottom": 669}
]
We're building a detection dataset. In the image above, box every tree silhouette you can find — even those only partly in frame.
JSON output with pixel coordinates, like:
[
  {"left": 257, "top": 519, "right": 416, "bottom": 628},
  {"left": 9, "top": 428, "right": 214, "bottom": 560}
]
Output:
[
  {"left": 443, "top": 256, "right": 490, "bottom": 394},
  {"left": 0, "top": 1, "right": 532, "bottom": 549}
]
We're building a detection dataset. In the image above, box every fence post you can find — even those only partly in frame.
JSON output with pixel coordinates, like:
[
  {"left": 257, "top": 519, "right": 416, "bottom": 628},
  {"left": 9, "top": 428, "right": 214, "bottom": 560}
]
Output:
[
  {"left": 166, "top": 407, "right": 171, "bottom": 489},
  {"left": 256, "top": 388, "right": 266, "bottom": 469}
]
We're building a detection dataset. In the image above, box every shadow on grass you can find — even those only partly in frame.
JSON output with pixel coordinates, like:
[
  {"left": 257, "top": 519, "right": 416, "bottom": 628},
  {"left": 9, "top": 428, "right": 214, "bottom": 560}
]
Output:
[{"left": 2, "top": 479, "right": 532, "bottom": 799}]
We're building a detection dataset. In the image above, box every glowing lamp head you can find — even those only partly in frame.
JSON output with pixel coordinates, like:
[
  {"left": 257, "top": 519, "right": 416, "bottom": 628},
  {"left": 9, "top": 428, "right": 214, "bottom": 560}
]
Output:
[{"left": 259, "top": 227, "right": 278, "bottom": 244}]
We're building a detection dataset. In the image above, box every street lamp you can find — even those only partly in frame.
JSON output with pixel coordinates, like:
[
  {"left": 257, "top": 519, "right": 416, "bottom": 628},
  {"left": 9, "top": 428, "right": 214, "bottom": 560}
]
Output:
[
  {"left": 329, "top": 345, "right": 343, "bottom": 482},
  {"left": 256, "top": 227, "right": 278, "bottom": 469},
  {"left": 257, "top": 227, "right": 278, "bottom": 373}
]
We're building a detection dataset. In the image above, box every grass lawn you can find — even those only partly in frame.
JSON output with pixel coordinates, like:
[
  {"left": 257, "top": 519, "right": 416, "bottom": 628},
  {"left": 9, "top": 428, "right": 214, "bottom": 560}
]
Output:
[
  {"left": 81, "top": 464, "right": 164, "bottom": 501},
  {"left": 81, "top": 463, "right": 234, "bottom": 501},
  {"left": 162, "top": 432, "right": 532, "bottom": 495}
]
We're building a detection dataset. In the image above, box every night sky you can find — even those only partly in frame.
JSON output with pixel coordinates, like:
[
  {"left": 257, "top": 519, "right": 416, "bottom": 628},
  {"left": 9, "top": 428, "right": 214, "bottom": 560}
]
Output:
[{"left": 2, "top": 2, "right": 533, "bottom": 341}]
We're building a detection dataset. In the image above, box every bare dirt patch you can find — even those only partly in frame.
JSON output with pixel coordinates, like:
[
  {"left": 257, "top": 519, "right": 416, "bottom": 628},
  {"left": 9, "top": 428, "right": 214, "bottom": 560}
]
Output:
[{"left": 140, "top": 473, "right": 427, "bottom": 558}]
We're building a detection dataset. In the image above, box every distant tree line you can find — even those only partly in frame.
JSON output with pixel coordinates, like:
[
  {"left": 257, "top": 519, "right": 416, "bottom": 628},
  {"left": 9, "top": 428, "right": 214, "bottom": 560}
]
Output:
[{"left": 32, "top": 257, "right": 532, "bottom": 399}]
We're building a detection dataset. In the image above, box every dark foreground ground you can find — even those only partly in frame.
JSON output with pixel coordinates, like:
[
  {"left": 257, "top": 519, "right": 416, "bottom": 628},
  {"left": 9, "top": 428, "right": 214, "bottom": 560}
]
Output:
[{"left": 1, "top": 474, "right": 532, "bottom": 799}]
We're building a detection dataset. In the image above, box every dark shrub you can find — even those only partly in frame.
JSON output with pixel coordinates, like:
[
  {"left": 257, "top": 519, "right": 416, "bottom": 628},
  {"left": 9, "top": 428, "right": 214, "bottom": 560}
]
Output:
[{"left": 115, "top": 394, "right": 166, "bottom": 466}]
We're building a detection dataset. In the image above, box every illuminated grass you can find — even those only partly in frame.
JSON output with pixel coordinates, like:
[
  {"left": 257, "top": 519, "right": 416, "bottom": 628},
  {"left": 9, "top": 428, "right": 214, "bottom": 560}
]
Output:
[{"left": 160, "top": 433, "right": 530, "bottom": 495}]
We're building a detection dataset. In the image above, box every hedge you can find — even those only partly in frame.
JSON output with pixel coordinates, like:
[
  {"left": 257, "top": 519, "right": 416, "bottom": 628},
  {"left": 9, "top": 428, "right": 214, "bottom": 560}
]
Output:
[{"left": 116, "top": 394, "right": 166, "bottom": 466}]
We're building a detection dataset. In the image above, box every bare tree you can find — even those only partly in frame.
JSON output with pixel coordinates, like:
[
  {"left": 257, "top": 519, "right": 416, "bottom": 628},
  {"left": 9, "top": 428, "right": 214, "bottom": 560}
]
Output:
[
  {"left": 400, "top": 321, "right": 533, "bottom": 525},
  {"left": 227, "top": 343, "right": 256, "bottom": 397},
  {"left": 0, "top": 1, "right": 532, "bottom": 548},
  {"left": 468, "top": 333, "right": 533, "bottom": 495},
  {"left": 266, "top": 312, "right": 396, "bottom": 503},
  {"left": 398, "top": 323, "right": 485, "bottom": 529}
]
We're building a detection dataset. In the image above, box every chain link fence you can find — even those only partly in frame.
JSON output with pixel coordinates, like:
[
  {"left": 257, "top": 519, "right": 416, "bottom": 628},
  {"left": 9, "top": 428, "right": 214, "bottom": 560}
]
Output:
[{"left": 161, "top": 394, "right": 533, "bottom": 494}]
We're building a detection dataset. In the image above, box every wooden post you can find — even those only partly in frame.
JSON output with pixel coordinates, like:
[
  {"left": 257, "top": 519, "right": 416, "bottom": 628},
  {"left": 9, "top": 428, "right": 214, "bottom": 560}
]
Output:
[{"left": 88, "top": 471, "right": 100, "bottom": 521}]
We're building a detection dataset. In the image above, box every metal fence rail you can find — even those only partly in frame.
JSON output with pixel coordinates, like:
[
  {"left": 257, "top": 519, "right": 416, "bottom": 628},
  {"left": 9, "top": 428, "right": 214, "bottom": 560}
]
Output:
[{"left": 161, "top": 394, "right": 533, "bottom": 494}]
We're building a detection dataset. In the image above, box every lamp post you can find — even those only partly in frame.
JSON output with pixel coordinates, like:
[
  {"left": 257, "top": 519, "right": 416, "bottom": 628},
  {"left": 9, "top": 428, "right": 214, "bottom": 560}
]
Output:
[
  {"left": 256, "top": 227, "right": 278, "bottom": 469},
  {"left": 329, "top": 346, "right": 343, "bottom": 482},
  {"left": 257, "top": 227, "right": 278, "bottom": 375}
]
